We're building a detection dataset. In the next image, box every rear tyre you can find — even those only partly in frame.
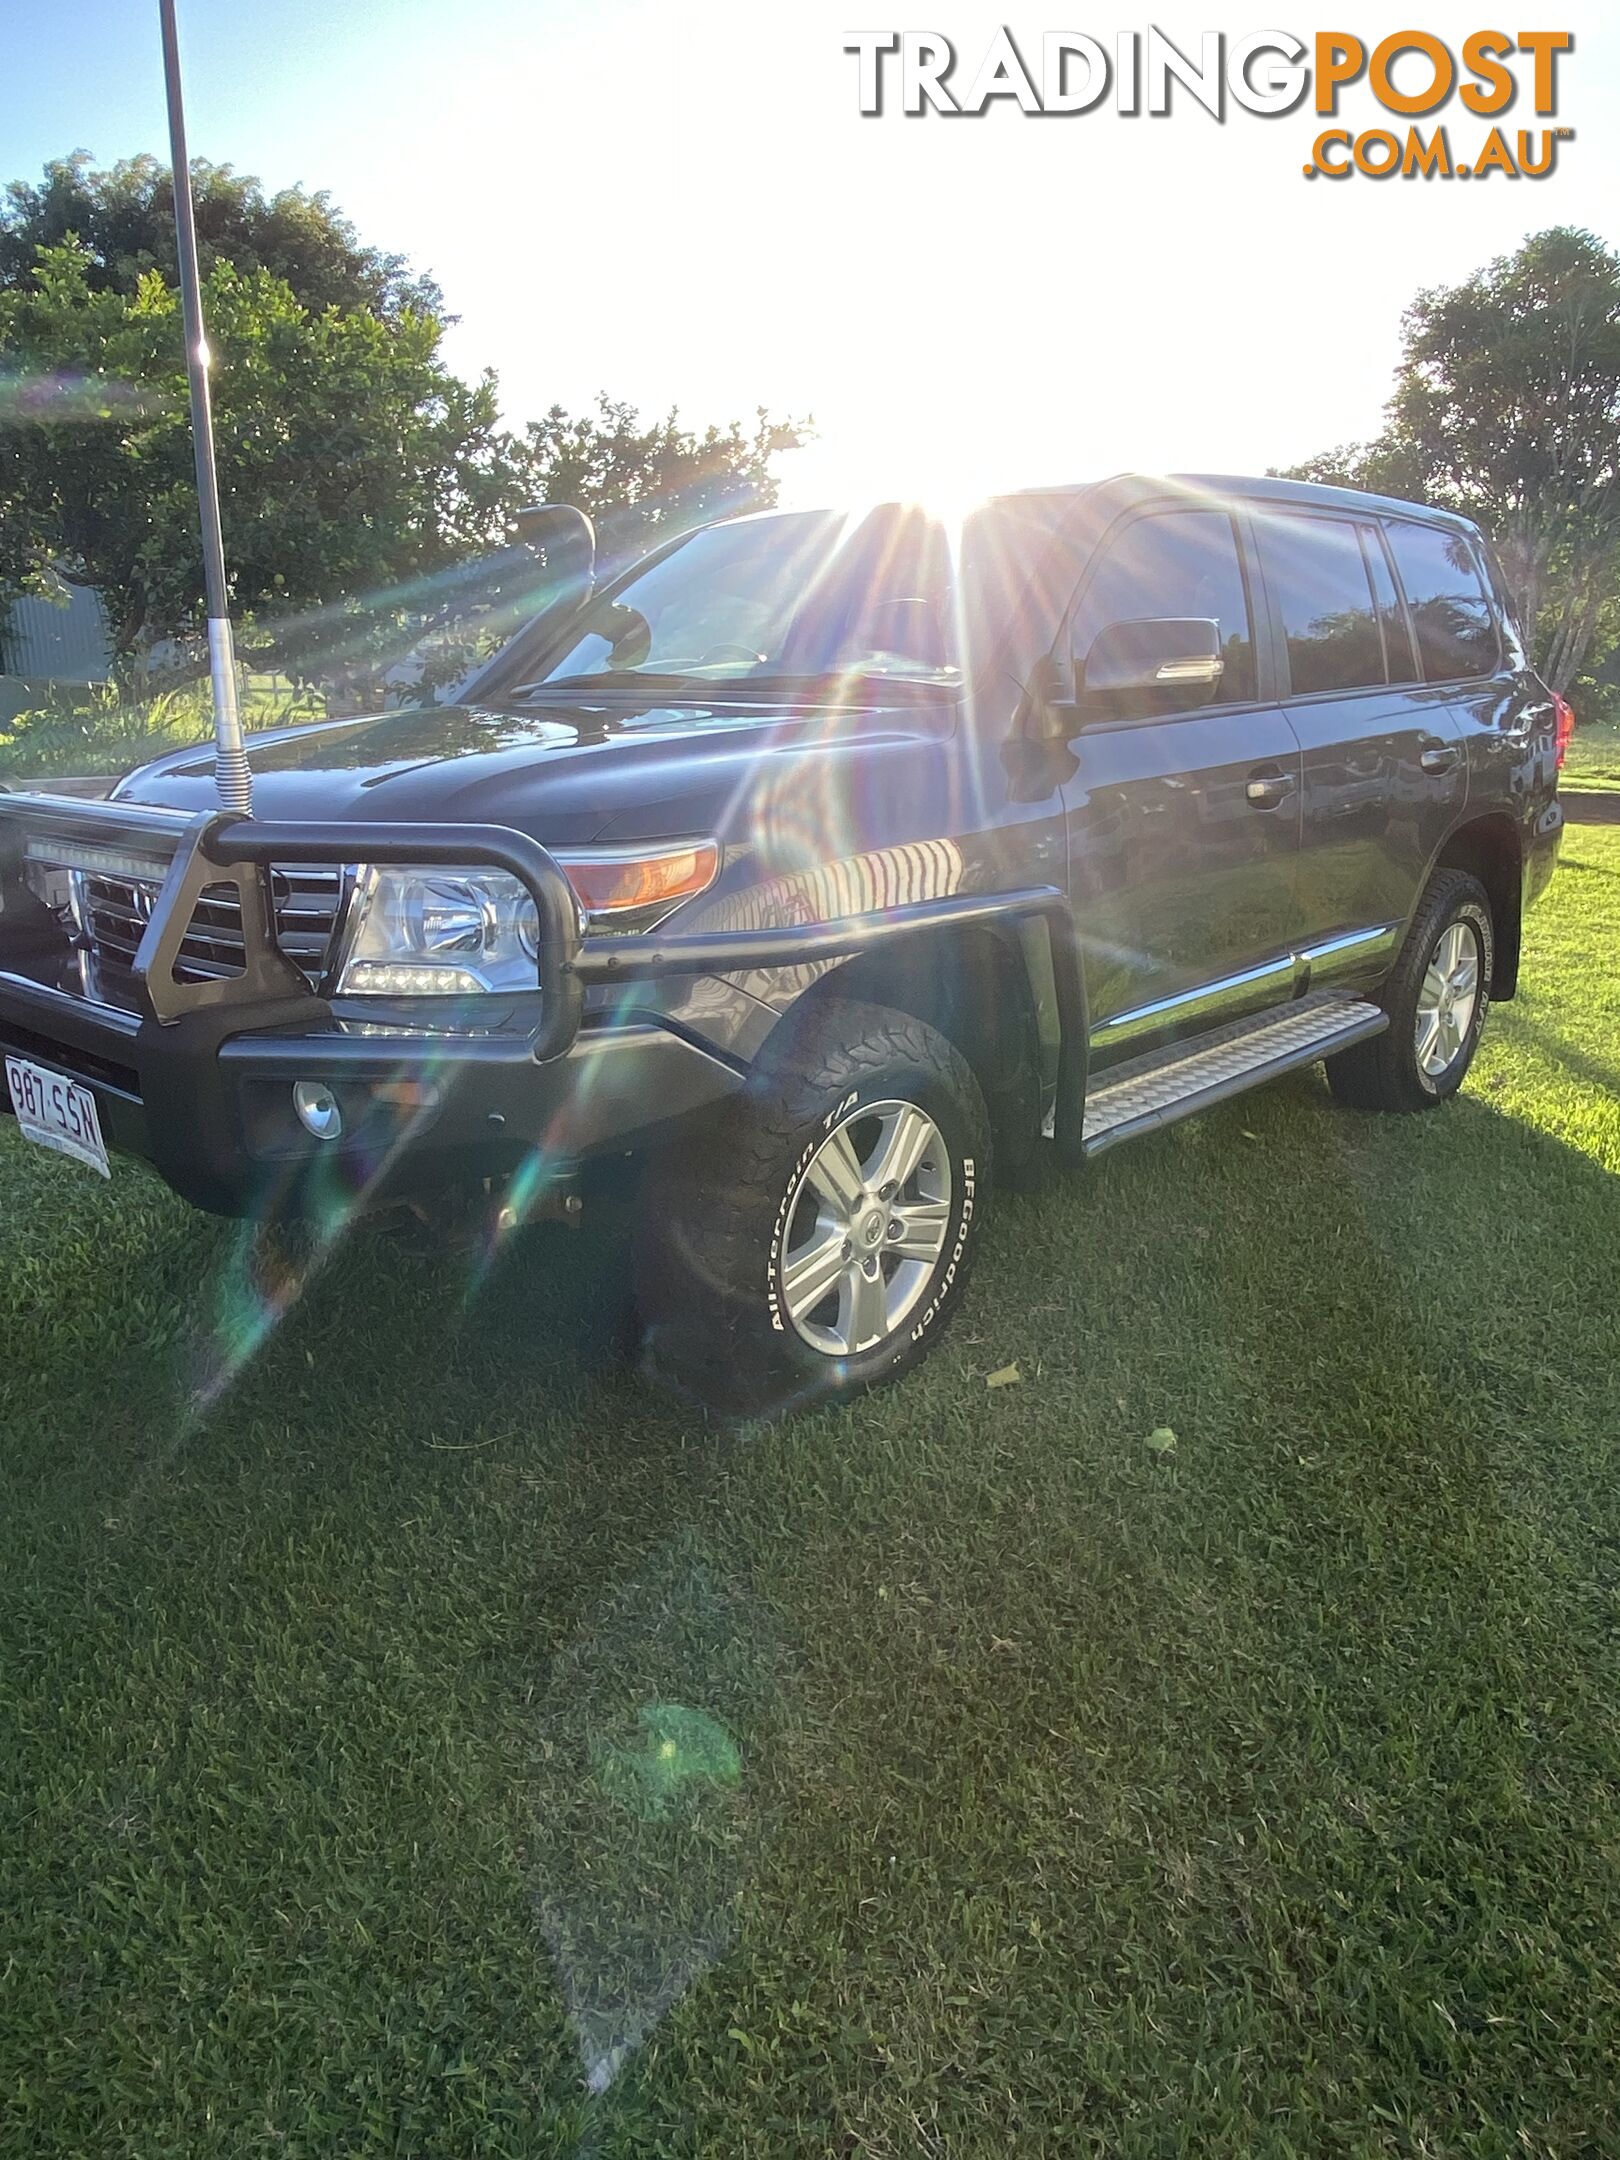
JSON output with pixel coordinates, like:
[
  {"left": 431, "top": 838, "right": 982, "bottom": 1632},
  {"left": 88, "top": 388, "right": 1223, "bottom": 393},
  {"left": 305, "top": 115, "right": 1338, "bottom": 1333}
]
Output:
[
  {"left": 1325, "top": 869, "right": 1493, "bottom": 1113},
  {"left": 637, "top": 999, "right": 990, "bottom": 1416}
]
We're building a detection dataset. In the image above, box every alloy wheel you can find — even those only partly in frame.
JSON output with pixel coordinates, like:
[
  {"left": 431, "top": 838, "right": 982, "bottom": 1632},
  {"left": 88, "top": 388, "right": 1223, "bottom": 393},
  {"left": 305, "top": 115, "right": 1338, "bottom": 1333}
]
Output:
[
  {"left": 779, "top": 1099, "right": 952, "bottom": 1356},
  {"left": 1415, "top": 919, "right": 1482, "bottom": 1079}
]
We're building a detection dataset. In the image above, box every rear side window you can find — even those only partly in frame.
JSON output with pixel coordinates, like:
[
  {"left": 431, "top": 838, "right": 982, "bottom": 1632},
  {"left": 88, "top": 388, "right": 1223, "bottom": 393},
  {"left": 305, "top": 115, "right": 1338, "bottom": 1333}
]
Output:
[
  {"left": 1384, "top": 521, "right": 1501, "bottom": 682},
  {"left": 1254, "top": 514, "right": 1388, "bottom": 696},
  {"left": 1069, "top": 510, "right": 1255, "bottom": 708}
]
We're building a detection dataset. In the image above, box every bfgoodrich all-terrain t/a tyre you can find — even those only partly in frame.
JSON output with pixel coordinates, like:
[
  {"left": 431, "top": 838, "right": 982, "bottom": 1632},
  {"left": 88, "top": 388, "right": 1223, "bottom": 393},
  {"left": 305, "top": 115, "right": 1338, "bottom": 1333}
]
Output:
[
  {"left": 637, "top": 999, "right": 991, "bottom": 1416},
  {"left": 1326, "top": 868, "right": 1494, "bottom": 1114}
]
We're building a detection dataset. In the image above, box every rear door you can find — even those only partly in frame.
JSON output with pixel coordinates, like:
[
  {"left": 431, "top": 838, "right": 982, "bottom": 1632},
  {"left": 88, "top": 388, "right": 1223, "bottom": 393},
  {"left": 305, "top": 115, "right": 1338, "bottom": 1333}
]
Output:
[
  {"left": 1380, "top": 514, "right": 1523, "bottom": 833},
  {"left": 1058, "top": 504, "right": 1304, "bottom": 1054},
  {"left": 1250, "top": 508, "right": 1467, "bottom": 991}
]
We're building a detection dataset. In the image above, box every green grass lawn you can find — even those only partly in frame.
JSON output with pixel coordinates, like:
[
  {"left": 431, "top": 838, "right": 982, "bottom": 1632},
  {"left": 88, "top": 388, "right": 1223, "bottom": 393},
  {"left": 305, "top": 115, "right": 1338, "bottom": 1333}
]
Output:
[
  {"left": 1563, "top": 714, "right": 1620, "bottom": 791},
  {"left": 3, "top": 838, "right": 1619, "bottom": 2158}
]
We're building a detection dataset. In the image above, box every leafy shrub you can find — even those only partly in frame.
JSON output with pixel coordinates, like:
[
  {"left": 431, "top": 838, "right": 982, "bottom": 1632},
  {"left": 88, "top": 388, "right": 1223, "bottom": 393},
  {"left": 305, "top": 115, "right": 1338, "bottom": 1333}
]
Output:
[{"left": 0, "top": 676, "right": 324, "bottom": 781}]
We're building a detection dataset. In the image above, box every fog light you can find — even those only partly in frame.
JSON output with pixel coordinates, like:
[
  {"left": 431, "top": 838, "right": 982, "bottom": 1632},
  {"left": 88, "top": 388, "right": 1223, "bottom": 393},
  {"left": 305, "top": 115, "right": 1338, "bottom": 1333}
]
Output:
[{"left": 292, "top": 1081, "right": 343, "bottom": 1141}]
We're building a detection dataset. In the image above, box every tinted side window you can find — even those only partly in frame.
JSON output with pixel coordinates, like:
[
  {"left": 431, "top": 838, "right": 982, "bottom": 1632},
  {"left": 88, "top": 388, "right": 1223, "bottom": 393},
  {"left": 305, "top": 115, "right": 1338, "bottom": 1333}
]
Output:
[
  {"left": 1070, "top": 510, "right": 1255, "bottom": 708},
  {"left": 1254, "top": 514, "right": 1386, "bottom": 696},
  {"left": 1384, "top": 521, "right": 1501, "bottom": 682}
]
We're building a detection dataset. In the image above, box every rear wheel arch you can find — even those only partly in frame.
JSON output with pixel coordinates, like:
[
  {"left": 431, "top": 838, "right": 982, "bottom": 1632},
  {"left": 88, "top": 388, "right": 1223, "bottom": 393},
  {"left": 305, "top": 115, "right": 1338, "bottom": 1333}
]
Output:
[
  {"left": 1329, "top": 866, "right": 1493, "bottom": 1112},
  {"left": 1431, "top": 813, "right": 1523, "bottom": 998}
]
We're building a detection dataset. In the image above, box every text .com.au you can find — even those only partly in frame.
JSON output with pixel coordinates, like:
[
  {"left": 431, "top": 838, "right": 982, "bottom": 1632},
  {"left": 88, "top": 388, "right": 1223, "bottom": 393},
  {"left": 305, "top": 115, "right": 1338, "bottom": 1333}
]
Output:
[{"left": 844, "top": 28, "right": 1575, "bottom": 180}]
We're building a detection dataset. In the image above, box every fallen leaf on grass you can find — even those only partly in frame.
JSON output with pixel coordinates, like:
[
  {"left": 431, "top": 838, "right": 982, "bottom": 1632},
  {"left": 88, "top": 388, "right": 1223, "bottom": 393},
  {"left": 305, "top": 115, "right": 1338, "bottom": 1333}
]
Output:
[
  {"left": 1146, "top": 1426, "right": 1178, "bottom": 1456},
  {"left": 986, "top": 1363, "right": 1022, "bottom": 1390}
]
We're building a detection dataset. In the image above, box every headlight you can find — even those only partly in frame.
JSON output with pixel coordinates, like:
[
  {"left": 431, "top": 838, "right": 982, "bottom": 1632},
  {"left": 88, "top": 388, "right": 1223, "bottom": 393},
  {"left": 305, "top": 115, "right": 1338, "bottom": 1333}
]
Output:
[
  {"left": 336, "top": 841, "right": 720, "bottom": 996},
  {"left": 338, "top": 866, "right": 548, "bottom": 996}
]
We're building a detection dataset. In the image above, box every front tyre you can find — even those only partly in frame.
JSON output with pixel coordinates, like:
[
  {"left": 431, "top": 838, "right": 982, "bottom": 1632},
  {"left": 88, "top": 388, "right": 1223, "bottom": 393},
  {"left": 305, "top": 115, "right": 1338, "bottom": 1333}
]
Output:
[
  {"left": 638, "top": 1000, "right": 991, "bottom": 1416},
  {"left": 1326, "top": 868, "right": 1494, "bottom": 1113}
]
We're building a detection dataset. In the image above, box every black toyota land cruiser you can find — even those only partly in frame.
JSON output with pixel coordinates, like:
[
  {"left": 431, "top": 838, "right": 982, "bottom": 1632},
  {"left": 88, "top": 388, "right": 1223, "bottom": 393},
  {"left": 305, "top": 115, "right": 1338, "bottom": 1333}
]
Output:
[{"left": 0, "top": 474, "right": 1566, "bottom": 1411}]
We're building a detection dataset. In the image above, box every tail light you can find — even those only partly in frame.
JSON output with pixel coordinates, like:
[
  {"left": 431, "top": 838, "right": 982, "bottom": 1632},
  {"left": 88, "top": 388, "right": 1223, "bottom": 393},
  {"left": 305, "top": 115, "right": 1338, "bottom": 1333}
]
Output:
[{"left": 1553, "top": 692, "right": 1576, "bottom": 769}]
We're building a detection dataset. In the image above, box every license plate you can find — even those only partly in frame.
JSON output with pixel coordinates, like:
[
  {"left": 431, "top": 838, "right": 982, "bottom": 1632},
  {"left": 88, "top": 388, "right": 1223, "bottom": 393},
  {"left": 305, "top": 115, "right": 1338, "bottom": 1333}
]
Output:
[{"left": 5, "top": 1056, "right": 111, "bottom": 1178}]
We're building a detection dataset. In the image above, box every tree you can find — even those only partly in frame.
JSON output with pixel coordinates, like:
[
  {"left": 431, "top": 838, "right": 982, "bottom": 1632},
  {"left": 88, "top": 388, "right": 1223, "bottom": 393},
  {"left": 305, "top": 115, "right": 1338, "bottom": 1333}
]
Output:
[
  {"left": 0, "top": 239, "right": 517, "bottom": 673},
  {"left": 0, "top": 156, "right": 805, "bottom": 697},
  {"left": 1282, "top": 228, "right": 1620, "bottom": 697},
  {"left": 392, "top": 398, "right": 809, "bottom": 698},
  {"left": 0, "top": 153, "right": 442, "bottom": 320},
  {"left": 515, "top": 396, "right": 805, "bottom": 571}
]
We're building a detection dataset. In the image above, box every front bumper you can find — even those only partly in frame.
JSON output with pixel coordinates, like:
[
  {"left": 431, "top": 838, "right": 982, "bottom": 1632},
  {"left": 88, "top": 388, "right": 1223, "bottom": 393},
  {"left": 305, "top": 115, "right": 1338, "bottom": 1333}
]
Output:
[
  {"left": 0, "top": 955, "right": 745, "bottom": 1214},
  {"left": 0, "top": 791, "right": 1080, "bottom": 1212}
]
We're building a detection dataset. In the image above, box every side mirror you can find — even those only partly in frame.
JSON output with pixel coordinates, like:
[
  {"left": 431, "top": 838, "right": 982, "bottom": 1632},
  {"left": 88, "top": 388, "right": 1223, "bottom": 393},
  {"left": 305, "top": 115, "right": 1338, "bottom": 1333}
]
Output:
[
  {"left": 1079, "top": 617, "right": 1224, "bottom": 709},
  {"left": 1019, "top": 651, "right": 1077, "bottom": 741},
  {"left": 511, "top": 502, "right": 596, "bottom": 598}
]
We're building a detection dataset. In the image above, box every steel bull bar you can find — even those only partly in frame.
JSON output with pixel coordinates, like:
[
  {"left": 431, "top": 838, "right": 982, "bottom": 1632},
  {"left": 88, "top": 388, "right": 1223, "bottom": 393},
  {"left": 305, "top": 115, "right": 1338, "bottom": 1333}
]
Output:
[{"left": 0, "top": 794, "right": 1090, "bottom": 1155}]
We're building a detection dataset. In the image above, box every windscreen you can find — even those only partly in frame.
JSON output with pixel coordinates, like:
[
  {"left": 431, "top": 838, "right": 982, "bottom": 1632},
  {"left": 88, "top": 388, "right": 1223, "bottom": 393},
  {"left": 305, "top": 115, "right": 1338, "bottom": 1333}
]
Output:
[{"left": 524, "top": 506, "right": 960, "bottom": 691}]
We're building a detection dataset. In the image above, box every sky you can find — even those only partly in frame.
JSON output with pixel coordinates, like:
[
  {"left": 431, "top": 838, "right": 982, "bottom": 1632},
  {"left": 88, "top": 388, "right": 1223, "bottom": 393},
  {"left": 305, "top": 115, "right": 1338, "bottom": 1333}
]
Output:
[{"left": 6, "top": 1, "right": 1618, "bottom": 510}]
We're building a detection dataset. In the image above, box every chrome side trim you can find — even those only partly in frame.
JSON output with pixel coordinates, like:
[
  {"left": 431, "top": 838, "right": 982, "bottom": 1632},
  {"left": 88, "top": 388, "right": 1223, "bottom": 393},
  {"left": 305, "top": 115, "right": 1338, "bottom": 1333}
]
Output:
[
  {"left": 1297, "top": 922, "right": 1402, "bottom": 978},
  {"left": 1090, "top": 953, "right": 1296, "bottom": 1051},
  {"left": 1089, "top": 921, "right": 1402, "bottom": 1056}
]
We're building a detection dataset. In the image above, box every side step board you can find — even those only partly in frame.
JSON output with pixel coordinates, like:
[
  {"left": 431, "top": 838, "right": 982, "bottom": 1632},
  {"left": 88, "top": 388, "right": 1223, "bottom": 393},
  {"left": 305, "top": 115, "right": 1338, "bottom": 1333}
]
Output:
[{"left": 1081, "top": 993, "right": 1389, "bottom": 1158}]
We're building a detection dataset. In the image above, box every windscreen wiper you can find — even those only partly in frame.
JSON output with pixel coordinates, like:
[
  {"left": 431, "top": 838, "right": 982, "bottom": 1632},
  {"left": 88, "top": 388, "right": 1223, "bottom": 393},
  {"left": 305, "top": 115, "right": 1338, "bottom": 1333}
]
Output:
[
  {"left": 704, "top": 670, "right": 960, "bottom": 700},
  {"left": 504, "top": 670, "right": 719, "bottom": 700}
]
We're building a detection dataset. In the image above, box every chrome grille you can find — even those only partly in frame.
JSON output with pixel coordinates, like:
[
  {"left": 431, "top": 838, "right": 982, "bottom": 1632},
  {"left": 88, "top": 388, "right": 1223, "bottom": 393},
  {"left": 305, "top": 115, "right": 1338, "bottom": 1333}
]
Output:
[{"left": 79, "top": 865, "right": 346, "bottom": 988}]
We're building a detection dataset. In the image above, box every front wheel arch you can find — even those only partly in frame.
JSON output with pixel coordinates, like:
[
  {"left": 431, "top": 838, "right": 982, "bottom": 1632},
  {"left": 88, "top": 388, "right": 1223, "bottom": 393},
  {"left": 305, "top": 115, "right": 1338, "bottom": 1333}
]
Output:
[
  {"left": 760, "top": 920, "right": 1057, "bottom": 1178},
  {"left": 636, "top": 997, "right": 992, "bottom": 1415}
]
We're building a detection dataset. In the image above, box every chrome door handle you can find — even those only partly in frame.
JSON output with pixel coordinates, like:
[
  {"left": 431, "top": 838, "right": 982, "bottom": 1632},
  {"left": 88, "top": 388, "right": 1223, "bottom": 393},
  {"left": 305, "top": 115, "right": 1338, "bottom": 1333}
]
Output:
[
  {"left": 1420, "top": 744, "right": 1460, "bottom": 775},
  {"left": 1245, "top": 768, "right": 1296, "bottom": 809}
]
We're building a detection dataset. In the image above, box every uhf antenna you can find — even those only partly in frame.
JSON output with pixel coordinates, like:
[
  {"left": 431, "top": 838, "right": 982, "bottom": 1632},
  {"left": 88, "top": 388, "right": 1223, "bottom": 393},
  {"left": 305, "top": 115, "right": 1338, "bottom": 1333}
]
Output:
[{"left": 157, "top": 0, "right": 252, "bottom": 815}]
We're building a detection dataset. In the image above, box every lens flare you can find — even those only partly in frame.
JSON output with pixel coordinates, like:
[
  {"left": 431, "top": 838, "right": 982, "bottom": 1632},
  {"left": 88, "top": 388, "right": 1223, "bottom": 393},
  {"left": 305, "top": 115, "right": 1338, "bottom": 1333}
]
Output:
[
  {"left": 527, "top": 1541, "right": 789, "bottom": 2095},
  {"left": 189, "top": 1066, "right": 452, "bottom": 1413},
  {"left": 0, "top": 368, "right": 159, "bottom": 425}
]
